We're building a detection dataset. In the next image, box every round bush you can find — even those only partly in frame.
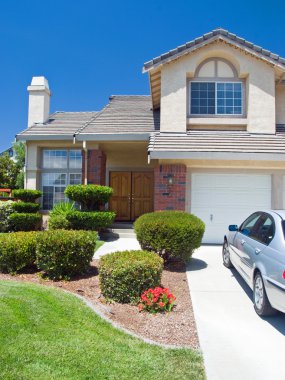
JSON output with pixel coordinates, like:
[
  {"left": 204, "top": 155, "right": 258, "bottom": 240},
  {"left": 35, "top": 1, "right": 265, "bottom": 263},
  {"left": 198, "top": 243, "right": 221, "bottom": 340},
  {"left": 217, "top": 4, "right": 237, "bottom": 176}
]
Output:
[
  {"left": 99, "top": 250, "right": 163, "bottom": 303},
  {"left": 0, "top": 231, "right": 39, "bottom": 273},
  {"left": 134, "top": 211, "right": 205, "bottom": 263},
  {"left": 36, "top": 230, "right": 98, "bottom": 280},
  {"left": 65, "top": 184, "right": 113, "bottom": 211},
  {"left": 9, "top": 213, "right": 42, "bottom": 231},
  {"left": 12, "top": 189, "right": 42, "bottom": 203},
  {"left": 11, "top": 201, "right": 40, "bottom": 213}
]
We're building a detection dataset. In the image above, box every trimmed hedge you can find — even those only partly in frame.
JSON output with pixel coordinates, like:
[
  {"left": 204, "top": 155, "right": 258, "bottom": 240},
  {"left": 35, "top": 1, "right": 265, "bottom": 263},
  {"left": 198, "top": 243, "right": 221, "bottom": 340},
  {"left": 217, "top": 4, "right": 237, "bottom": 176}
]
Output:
[
  {"left": 65, "top": 185, "right": 113, "bottom": 211},
  {"left": 134, "top": 211, "right": 205, "bottom": 263},
  {"left": 66, "top": 211, "right": 115, "bottom": 231},
  {"left": 9, "top": 213, "right": 42, "bottom": 232},
  {"left": 0, "top": 232, "right": 39, "bottom": 273},
  {"left": 12, "top": 189, "right": 42, "bottom": 203},
  {"left": 48, "top": 215, "right": 71, "bottom": 230},
  {"left": 11, "top": 201, "right": 40, "bottom": 213},
  {"left": 99, "top": 250, "right": 163, "bottom": 303},
  {"left": 36, "top": 230, "right": 97, "bottom": 280}
]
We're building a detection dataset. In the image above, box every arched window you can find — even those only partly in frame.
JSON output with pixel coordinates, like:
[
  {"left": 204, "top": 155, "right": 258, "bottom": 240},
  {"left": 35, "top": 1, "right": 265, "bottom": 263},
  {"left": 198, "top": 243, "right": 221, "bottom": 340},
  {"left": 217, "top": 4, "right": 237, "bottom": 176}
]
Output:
[{"left": 189, "top": 58, "right": 243, "bottom": 116}]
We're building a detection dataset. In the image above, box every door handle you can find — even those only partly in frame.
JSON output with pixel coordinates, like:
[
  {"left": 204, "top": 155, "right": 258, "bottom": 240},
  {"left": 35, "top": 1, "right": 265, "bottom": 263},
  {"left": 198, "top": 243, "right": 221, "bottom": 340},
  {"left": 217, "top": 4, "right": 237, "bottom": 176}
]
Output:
[
  {"left": 255, "top": 248, "right": 261, "bottom": 254},
  {"left": 210, "top": 214, "right": 213, "bottom": 221},
  {"left": 241, "top": 239, "right": 245, "bottom": 245}
]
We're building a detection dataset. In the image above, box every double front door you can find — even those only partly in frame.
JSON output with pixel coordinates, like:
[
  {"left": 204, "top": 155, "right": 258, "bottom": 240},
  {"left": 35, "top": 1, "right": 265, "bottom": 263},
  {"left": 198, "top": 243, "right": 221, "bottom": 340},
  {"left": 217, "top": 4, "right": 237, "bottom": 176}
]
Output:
[{"left": 109, "top": 171, "right": 154, "bottom": 221}]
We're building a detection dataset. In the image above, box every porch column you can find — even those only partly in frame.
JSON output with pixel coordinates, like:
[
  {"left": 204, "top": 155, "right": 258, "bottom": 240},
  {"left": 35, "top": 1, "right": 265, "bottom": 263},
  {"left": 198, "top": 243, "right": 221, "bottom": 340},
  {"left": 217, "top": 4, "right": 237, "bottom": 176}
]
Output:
[
  {"left": 82, "top": 149, "right": 106, "bottom": 185},
  {"left": 154, "top": 164, "right": 186, "bottom": 211}
]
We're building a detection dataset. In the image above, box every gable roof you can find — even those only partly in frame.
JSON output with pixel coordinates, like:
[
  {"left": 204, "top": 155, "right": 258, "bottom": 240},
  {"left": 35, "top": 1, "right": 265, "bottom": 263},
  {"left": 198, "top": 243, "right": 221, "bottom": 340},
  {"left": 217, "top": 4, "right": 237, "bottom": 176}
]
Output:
[
  {"left": 143, "top": 28, "right": 285, "bottom": 73},
  {"left": 17, "top": 96, "right": 160, "bottom": 142},
  {"left": 76, "top": 95, "right": 159, "bottom": 141}
]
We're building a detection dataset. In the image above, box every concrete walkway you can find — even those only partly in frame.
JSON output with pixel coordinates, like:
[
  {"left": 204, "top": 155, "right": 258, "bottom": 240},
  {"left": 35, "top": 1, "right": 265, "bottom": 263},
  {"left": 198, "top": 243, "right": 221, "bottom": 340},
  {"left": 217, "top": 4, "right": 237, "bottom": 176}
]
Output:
[
  {"left": 94, "top": 237, "right": 140, "bottom": 258},
  {"left": 187, "top": 245, "right": 285, "bottom": 380}
]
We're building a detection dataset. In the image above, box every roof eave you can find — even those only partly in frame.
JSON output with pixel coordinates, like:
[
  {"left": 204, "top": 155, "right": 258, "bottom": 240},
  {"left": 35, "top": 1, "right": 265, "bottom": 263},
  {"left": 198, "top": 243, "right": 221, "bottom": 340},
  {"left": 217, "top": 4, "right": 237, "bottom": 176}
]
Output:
[{"left": 149, "top": 151, "right": 285, "bottom": 161}]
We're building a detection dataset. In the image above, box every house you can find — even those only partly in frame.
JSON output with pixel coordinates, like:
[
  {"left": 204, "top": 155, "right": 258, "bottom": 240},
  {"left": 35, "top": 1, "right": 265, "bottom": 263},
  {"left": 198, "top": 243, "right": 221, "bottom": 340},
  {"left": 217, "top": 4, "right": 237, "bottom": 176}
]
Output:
[
  {"left": 0, "top": 147, "right": 15, "bottom": 160},
  {"left": 16, "top": 28, "right": 285, "bottom": 243}
]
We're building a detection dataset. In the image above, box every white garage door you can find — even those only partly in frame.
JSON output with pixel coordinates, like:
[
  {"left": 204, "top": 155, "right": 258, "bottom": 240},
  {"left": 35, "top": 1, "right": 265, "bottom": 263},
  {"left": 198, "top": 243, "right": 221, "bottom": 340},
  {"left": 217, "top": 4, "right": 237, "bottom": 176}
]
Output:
[{"left": 191, "top": 173, "right": 272, "bottom": 244}]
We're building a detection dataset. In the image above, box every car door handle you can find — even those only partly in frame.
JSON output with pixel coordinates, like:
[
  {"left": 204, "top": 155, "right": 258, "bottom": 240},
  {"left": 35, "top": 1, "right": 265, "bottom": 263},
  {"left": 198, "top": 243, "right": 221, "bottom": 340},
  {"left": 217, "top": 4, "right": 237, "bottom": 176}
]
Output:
[
  {"left": 255, "top": 248, "right": 261, "bottom": 254},
  {"left": 241, "top": 239, "right": 245, "bottom": 245}
]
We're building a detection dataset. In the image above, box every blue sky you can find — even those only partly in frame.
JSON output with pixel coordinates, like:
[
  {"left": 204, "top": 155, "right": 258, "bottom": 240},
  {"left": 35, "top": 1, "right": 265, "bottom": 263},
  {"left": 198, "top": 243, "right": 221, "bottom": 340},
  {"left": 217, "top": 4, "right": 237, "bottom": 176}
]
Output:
[{"left": 1, "top": 0, "right": 285, "bottom": 151}]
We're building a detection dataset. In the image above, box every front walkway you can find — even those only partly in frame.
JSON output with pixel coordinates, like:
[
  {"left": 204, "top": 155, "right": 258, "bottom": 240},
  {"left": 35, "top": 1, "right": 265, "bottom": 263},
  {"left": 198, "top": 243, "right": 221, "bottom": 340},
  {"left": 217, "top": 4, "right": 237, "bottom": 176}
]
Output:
[
  {"left": 94, "top": 238, "right": 140, "bottom": 259},
  {"left": 187, "top": 245, "right": 285, "bottom": 380}
]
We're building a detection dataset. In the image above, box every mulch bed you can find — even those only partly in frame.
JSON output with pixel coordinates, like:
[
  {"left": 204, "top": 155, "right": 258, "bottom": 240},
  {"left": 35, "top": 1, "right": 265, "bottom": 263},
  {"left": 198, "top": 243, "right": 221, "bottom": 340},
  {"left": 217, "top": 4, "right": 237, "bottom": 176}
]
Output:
[{"left": 0, "top": 260, "right": 199, "bottom": 348}]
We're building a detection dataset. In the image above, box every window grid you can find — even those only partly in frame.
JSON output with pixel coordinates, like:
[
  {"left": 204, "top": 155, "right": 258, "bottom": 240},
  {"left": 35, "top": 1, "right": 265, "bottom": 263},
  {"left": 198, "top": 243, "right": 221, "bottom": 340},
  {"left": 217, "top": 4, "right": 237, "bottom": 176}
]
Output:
[
  {"left": 42, "top": 149, "right": 83, "bottom": 210},
  {"left": 190, "top": 81, "right": 243, "bottom": 116}
]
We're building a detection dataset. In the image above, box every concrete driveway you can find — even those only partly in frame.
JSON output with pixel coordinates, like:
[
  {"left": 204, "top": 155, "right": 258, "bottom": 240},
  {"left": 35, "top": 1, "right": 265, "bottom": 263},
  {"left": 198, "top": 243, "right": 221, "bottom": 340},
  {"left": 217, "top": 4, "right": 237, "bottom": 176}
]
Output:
[{"left": 187, "top": 245, "right": 285, "bottom": 380}]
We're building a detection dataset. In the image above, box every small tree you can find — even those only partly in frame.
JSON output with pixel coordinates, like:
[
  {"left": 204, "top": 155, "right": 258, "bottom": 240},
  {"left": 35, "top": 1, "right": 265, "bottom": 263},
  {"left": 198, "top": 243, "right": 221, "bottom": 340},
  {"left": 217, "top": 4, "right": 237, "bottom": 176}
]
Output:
[
  {"left": 0, "top": 153, "right": 19, "bottom": 189},
  {"left": 65, "top": 184, "right": 113, "bottom": 211}
]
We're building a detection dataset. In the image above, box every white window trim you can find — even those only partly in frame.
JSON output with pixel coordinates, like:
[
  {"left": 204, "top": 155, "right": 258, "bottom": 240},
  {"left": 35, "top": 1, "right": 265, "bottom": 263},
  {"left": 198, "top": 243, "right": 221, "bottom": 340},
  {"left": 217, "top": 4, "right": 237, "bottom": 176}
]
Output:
[{"left": 188, "top": 80, "right": 244, "bottom": 117}]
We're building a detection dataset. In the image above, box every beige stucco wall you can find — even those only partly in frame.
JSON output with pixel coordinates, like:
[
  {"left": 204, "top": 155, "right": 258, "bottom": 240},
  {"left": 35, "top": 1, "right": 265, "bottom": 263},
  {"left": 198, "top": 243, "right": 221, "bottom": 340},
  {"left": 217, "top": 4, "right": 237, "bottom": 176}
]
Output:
[
  {"left": 276, "top": 85, "right": 285, "bottom": 124},
  {"left": 160, "top": 41, "right": 276, "bottom": 134}
]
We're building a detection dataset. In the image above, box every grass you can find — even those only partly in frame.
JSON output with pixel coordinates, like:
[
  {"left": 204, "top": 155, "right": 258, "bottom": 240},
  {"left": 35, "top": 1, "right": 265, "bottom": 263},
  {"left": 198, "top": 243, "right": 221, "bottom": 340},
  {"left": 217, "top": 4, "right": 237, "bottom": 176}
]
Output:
[
  {"left": 0, "top": 281, "right": 205, "bottom": 380},
  {"left": 95, "top": 239, "right": 104, "bottom": 251}
]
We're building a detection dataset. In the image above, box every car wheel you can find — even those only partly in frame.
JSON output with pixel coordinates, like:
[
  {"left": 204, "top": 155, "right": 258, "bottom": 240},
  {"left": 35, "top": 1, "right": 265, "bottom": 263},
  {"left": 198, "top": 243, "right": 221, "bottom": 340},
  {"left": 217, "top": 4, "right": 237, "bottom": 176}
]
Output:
[
  {"left": 222, "top": 241, "right": 233, "bottom": 268},
  {"left": 253, "top": 272, "right": 277, "bottom": 316}
]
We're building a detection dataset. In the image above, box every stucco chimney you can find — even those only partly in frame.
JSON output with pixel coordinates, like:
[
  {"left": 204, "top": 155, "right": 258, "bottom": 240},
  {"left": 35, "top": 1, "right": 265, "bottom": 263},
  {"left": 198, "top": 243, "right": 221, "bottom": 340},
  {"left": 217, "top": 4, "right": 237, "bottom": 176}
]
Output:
[{"left": 27, "top": 76, "right": 51, "bottom": 127}]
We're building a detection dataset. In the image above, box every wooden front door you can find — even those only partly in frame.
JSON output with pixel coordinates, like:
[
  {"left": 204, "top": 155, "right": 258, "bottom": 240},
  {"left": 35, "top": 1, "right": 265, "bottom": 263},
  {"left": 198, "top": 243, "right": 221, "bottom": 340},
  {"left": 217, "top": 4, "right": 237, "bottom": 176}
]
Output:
[{"left": 109, "top": 171, "right": 154, "bottom": 221}]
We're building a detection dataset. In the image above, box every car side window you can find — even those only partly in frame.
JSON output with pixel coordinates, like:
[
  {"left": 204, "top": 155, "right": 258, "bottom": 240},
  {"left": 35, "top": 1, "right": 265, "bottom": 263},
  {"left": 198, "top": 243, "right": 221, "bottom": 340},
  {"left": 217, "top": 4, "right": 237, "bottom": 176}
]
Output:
[
  {"left": 239, "top": 212, "right": 262, "bottom": 237},
  {"left": 253, "top": 214, "right": 275, "bottom": 245}
]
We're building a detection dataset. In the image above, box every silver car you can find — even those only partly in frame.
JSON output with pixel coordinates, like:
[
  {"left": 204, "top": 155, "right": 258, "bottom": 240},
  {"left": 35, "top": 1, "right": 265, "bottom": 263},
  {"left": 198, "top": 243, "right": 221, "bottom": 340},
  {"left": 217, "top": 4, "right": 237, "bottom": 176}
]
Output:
[{"left": 223, "top": 210, "right": 285, "bottom": 316}]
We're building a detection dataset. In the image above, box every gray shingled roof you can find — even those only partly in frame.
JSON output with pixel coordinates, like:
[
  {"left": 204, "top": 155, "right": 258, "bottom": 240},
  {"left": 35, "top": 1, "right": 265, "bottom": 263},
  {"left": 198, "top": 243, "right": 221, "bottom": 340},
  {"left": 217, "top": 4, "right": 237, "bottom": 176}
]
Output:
[
  {"left": 17, "top": 96, "right": 160, "bottom": 140},
  {"left": 148, "top": 131, "right": 285, "bottom": 157},
  {"left": 79, "top": 95, "right": 159, "bottom": 136},
  {"left": 143, "top": 28, "right": 285, "bottom": 72},
  {"left": 18, "top": 111, "right": 97, "bottom": 138}
]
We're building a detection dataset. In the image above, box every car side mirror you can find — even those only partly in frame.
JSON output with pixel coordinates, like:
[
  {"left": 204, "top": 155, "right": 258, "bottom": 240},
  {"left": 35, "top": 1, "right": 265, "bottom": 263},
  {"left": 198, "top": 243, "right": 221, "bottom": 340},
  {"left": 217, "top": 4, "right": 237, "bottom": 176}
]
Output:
[{"left": 228, "top": 225, "right": 238, "bottom": 232}]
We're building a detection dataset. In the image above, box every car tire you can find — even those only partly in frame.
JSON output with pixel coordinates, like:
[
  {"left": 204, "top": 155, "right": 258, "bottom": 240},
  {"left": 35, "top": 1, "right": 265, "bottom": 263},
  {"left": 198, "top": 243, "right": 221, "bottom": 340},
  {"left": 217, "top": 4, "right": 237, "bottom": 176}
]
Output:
[
  {"left": 222, "top": 241, "right": 233, "bottom": 268},
  {"left": 253, "top": 272, "right": 277, "bottom": 317}
]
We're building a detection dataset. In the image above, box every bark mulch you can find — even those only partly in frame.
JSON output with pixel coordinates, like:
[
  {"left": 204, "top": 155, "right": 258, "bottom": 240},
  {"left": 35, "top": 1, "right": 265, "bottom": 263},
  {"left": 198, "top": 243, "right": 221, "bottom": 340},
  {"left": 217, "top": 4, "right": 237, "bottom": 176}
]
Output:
[{"left": 0, "top": 260, "right": 199, "bottom": 348}]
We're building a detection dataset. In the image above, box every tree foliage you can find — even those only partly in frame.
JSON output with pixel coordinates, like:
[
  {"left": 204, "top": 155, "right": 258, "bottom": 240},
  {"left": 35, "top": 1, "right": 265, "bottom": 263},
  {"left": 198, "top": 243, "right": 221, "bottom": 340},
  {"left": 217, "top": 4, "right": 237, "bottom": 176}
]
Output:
[{"left": 0, "top": 153, "right": 19, "bottom": 188}]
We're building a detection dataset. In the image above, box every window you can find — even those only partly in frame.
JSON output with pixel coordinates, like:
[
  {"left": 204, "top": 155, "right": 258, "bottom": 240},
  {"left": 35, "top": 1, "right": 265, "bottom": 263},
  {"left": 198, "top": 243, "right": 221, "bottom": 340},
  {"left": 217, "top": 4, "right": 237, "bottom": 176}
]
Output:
[
  {"left": 41, "top": 149, "right": 82, "bottom": 210},
  {"left": 240, "top": 212, "right": 262, "bottom": 237},
  {"left": 240, "top": 212, "right": 275, "bottom": 245},
  {"left": 189, "top": 58, "right": 244, "bottom": 116}
]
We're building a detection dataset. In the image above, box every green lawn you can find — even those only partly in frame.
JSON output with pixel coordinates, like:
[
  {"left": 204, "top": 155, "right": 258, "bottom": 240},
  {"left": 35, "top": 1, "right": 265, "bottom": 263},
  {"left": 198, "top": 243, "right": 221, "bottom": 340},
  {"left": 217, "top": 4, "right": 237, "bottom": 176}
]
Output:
[
  {"left": 0, "top": 281, "right": 205, "bottom": 380},
  {"left": 95, "top": 239, "right": 105, "bottom": 251}
]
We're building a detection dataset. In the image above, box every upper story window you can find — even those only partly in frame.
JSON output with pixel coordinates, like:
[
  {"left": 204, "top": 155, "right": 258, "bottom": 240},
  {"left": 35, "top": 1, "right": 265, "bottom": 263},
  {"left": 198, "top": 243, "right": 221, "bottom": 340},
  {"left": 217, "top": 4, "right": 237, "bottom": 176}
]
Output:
[{"left": 189, "top": 58, "right": 244, "bottom": 116}]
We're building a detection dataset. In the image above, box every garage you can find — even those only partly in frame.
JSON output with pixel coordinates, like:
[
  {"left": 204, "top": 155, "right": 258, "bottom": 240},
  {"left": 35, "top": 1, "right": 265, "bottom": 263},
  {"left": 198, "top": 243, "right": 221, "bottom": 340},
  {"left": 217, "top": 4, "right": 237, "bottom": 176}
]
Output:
[{"left": 191, "top": 173, "right": 272, "bottom": 244}]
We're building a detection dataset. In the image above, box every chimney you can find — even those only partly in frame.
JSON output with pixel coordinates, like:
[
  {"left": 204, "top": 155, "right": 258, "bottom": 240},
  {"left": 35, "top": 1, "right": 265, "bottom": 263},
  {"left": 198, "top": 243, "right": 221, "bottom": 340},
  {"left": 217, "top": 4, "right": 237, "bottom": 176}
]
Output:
[{"left": 27, "top": 76, "right": 51, "bottom": 128}]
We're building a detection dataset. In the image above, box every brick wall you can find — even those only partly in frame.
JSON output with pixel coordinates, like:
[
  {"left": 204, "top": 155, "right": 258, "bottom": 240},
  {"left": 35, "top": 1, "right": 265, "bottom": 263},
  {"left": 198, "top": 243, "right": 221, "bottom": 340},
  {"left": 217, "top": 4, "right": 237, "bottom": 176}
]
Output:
[
  {"left": 82, "top": 149, "right": 106, "bottom": 185},
  {"left": 154, "top": 164, "right": 186, "bottom": 211}
]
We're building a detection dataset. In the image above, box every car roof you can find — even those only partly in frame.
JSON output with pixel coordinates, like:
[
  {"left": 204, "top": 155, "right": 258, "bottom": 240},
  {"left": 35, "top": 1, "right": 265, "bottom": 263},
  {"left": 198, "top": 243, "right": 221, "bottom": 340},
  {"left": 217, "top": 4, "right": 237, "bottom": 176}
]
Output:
[{"left": 271, "top": 210, "right": 285, "bottom": 219}]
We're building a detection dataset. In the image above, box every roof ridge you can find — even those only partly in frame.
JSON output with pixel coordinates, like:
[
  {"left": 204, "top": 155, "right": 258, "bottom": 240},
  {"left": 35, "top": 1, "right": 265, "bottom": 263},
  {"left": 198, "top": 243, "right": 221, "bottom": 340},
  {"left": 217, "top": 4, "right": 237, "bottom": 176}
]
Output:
[
  {"left": 74, "top": 103, "right": 112, "bottom": 136},
  {"left": 143, "top": 28, "right": 285, "bottom": 72}
]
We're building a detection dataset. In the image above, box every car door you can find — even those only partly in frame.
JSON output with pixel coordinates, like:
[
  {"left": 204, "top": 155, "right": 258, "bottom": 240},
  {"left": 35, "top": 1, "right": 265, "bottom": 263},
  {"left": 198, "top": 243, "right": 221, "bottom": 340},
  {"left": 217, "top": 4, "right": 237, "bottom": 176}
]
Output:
[
  {"left": 233, "top": 212, "right": 263, "bottom": 282},
  {"left": 241, "top": 213, "right": 275, "bottom": 283}
]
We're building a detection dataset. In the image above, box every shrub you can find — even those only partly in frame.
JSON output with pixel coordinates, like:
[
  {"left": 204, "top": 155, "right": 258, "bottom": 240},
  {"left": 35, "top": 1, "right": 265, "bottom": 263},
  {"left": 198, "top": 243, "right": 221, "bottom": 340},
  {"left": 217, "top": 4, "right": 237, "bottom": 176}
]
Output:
[
  {"left": 99, "top": 250, "right": 163, "bottom": 303},
  {"left": 9, "top": 213, "right": 42, "bottom": 231},
  {"left": 11, "top": 201, "right": 40, "bottom": 213},
  {"left": 134, "top": 211, "right": 205, "bottom": 263},
  {"left": 48, "top": 215, "right": 71, "bottom": 230},
  {"left": 36, "top": 230, "right": 97, "bottom": 280},
  {"left": 0, "top": 231, "right": 39, "bottom": 273},
  {"left": 0, "top": 200, "right": 14, "bottom": 232},
  {"left": 49, "top": 201, "right": 75, "bottom": 216},
  {"left": 65, "top": 184, "right": 113, "bottom": 211},
  {"left": 12, "top": 189, "right": 42, "bottom": 203},
  {"left": 66, "top": 211, "right": 115, "bottom": 231},
  {"left": 138, "top": 287, "right": 176, "bottom": 313}
]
